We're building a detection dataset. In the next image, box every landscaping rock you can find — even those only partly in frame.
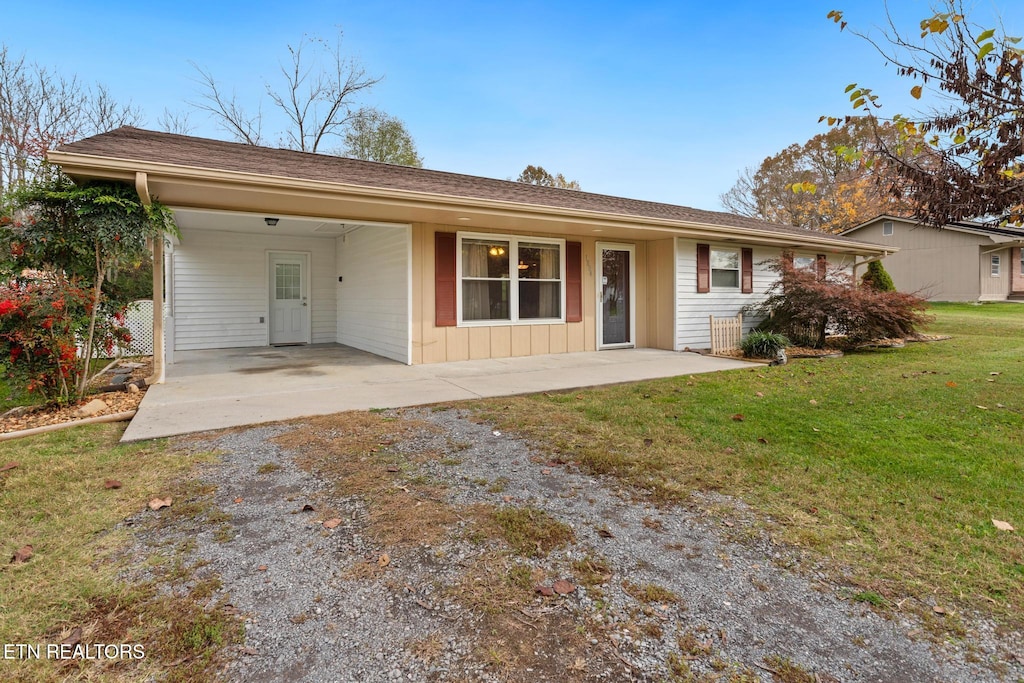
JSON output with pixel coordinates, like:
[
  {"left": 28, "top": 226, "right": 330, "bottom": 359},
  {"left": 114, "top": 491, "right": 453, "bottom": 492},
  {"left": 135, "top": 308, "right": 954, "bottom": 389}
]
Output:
[{"left": 74, "top": 399, "right": 108, "bottom": 418}]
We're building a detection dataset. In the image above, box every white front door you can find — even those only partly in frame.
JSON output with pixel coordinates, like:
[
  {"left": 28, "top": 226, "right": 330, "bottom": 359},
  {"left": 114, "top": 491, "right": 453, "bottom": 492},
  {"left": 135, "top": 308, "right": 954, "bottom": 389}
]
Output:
[{"left": 269, "top": 252, "right": 310, "bottom": 345}]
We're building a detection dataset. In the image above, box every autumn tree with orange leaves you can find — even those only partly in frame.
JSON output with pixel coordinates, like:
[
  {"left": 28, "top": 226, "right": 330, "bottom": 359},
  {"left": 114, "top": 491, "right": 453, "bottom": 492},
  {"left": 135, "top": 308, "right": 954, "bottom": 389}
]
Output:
[{"left": 720, "top": 119, "right": 928, "bottom": 234}]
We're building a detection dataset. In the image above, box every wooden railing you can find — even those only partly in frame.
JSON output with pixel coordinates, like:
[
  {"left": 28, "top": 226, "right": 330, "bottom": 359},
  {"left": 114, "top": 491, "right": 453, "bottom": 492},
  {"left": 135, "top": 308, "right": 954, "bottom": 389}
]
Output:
[{"left": 709, "top": 314, "right": 743, "bottom": 355}]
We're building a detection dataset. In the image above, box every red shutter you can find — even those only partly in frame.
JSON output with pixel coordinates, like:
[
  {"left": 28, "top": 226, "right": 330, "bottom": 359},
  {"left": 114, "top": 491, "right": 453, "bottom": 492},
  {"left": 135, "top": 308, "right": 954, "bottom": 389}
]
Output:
[
  {"left": 696, "top": 243, "right": 710, "bottom": 293},
  {"left": 816, "top": 254, "right": 827, "bottom": 280},
  {"left": 565, "top": 241, "right": 582, "bottom": 322},
  {"left": 741, "top": 248, "right": 753, "bottom": 293},
  {"left": 435, "top": 232, "right": 457, "bottom": 326}
]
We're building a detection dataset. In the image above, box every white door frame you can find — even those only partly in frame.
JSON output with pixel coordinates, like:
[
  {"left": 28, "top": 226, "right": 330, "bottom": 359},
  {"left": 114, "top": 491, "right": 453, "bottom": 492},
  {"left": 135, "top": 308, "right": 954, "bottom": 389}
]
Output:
[
  {"left": 596, "top": 242, "right": 636, "bottom": 350},
  {"left": 267, "top": 250, "right": 312, "bottom": 345}
]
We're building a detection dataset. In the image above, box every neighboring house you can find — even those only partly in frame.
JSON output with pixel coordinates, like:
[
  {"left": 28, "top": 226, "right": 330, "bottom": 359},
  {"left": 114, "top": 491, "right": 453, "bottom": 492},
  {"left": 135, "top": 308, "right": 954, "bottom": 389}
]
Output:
[
  {"left": 842, "top": 215, "right": 1024, "bottom": 301},
  {"left": 48, "top": 127, "right": 889, "bottom": 375}
]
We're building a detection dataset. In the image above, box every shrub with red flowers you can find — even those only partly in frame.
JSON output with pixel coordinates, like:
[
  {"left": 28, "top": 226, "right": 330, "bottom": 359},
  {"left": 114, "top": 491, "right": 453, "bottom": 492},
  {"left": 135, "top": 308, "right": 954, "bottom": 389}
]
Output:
[
  {"left": 743, "top": 258, "right": 931, "bottom": 349},
  {"left": 1, "top": 172, "right": 176, "bottom": 404}
]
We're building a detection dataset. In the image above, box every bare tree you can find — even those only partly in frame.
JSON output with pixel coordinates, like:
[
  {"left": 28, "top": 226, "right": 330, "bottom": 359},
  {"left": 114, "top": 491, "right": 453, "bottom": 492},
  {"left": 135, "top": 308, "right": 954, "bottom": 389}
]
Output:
[
  {"left": 156, "top": 108, "right": 194, "bottom": 136},
  {"left": 0, "top": 45, "right": 141, "bottom": 192},
  {"left": 192, "top": 31, "right": 381, "bottom": 153}
]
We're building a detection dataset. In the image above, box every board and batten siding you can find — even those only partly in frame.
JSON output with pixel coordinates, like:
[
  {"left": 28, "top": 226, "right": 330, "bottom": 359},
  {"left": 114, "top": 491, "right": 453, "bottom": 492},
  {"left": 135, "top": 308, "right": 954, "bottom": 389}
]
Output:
[
  {"left": 172, "top": 228, "right": 338, "bottom": 351},
  {"left": 674, "top": 239, "right": 778, "bottom": 349},
  {"left": 336, "top": 225, "right": 411, "bottom": 364}
]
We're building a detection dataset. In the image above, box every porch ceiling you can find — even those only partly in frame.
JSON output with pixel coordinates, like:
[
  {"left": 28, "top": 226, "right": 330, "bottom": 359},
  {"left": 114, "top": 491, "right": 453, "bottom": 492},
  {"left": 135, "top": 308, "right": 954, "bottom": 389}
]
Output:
[{"left": 171, "top": 207, "right": 405, "bottom": 239}]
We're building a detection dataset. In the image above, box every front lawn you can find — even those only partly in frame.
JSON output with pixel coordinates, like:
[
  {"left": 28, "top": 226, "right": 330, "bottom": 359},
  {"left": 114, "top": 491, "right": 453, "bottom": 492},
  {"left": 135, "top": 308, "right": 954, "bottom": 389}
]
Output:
[{"left": 477, "top": 302, "right": 1024, "bottom": 627}]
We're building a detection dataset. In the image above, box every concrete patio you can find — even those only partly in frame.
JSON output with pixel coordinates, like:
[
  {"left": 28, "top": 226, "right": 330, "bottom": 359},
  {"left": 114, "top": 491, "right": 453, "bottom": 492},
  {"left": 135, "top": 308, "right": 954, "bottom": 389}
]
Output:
[{"left": 121, "top": 345, "right": 758, "bottom": 441}]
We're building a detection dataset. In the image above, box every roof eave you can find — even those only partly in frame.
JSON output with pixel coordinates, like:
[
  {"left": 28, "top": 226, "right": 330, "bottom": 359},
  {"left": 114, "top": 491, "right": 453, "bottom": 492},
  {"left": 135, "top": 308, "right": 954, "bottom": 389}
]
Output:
[{"left": 47, "top": 149, "right": 892, "bottom": 256}]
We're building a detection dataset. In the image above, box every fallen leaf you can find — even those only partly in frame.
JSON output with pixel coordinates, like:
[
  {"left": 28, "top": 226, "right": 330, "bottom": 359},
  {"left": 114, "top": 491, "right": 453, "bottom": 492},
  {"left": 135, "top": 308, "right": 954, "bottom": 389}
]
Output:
[
  {"left": 723, "top": 520, "right": 735, "bottom": 528},
  {"left": 10, "top": 544, "right": 33, "bottom": 564},
  {"left": 977, "top": 405, "right": 989, "bottom": 410},
  {"left": 323, "top": 518, "right": 342, "bottom": 529},
  {"left": 993, "top": 519, "right": 1015, "bottom": 532},
  {"left": 541, "top": 468, "right": 552, "bottom": 475},
  {"left": 723, "top": 447, "right": 735, "bottom": 454},
  {"left": 148, "top": 497, "right": 172, "bottom": 511},
  {"left": 757, "top": 437, "right": 769, "bottom": 444},
  {"left": 946, "top": 381, "right": 957, "bottom": 388},
  {"left": 378, "top": 553, "right": 390, "bottom": 568},
  {"left": 61, "top": 626, "right": 82, "bottom": 647},
  {"left": 257, "top": 564, "right": 268, "bottom": 571},
  {"left": 809, "top": 399, "right": 818, "bottom": 406},
  {"left": 997, "top": 403, "right": 1006, "bottom": 408},
  {"left": 596, "top": 528, "right": 614, "bottom": 539},
  {"left": 386, "top": 466, "right": 400, "bottom": 473},
  {"left": 731, "top": 414, "right": 744, "bottom": 422},
  {"left": 755, "top": 392, "right": 764, "bottom": 398},
  {"left": 553, "top": 579, "right": 576, "bottom": 595},
  {"left": 234, "top": 497, "right": 243, "bottom": 504},
  {"left": 575, "top": 394, "right": 584, "bottom": 400},
  {"left": 0, "top": 462, "right": 18, "bottom": 473},
  {"left": 502, "top": 495, "right": 513, "bottom": 503},
  {"left": 812, "top": 427, "right": 820, "bottom": 432},
  {"left": 990, "top": 372, "right": 1001, "bottom": 376},
  {"left": 104, "top": 479, "right": 122, "bottom": 489},
  {"left": 301, "top": 504, "right": 315, "bottom": 512},
  {"left": 933, "top": 605, "right": 946, "bottom": 615},
  {"left": 643, "top": 438, "right": 654, "bottom": 447},
  {"left": 535, "top": 584, "right": 555, "bottom": 596}
]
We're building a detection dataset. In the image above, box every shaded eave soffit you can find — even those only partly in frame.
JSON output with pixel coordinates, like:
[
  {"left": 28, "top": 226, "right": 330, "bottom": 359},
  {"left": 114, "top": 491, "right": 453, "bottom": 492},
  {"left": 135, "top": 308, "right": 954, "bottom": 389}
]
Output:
[{"left": 48, "top": 149, "right": 891, "bottom": 256}]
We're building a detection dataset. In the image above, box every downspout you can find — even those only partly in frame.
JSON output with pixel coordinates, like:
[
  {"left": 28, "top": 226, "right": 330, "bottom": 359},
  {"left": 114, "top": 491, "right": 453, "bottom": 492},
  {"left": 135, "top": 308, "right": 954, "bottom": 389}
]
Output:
[{"left": 135, "top": 171, "right": 165, "bottom": 385}]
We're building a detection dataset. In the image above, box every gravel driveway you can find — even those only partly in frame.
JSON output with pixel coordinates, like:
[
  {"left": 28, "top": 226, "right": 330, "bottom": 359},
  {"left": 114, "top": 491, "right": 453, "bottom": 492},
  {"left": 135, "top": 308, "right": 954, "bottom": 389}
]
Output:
[{"left": 142, "top": 407, "right": 1023, "bottom": 682}]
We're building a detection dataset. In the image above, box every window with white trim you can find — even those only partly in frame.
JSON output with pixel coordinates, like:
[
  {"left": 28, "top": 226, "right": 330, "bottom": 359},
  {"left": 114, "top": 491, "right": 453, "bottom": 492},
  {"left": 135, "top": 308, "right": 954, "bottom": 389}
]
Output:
[
  {"left": 458, "top": 234, "right": 564, "bottom": 324},
  {"left": 991, "top": 254, "right": 1001, "bottom": 277},
  {"left": 882, "top": 221, "right": 894, "bottom": 236},
  {"left": 710, "top": 249, "right": 740, "bottom": 288}
]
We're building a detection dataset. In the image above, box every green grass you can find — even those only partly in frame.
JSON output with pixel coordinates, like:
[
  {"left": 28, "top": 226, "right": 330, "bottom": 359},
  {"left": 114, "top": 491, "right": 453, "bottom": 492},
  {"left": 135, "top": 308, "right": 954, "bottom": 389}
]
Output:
[
  {"left": 0, "top": 424, "right": 233, "bottom": 681},
  {"left": 476, "top": 302, "right": 1024, "bottom": 626}
]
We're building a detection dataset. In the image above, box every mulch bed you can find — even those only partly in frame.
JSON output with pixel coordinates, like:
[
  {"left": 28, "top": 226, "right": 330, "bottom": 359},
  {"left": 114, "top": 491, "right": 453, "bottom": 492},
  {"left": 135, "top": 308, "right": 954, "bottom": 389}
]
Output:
[{"left": 0, "top": 359, "right": 152, "bottom": 434}]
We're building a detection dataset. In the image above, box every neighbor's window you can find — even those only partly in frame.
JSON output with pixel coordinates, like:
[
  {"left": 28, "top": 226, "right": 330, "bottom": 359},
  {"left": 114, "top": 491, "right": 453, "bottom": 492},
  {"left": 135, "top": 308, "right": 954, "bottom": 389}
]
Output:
[
  {"left": 991, "top": 254, "right": 1001, "bottom": 277},
  {"left": 793, "top": 255, "right": 816, "bottom": 271},
  {"left": 710, "top": 249, "right": 740, "bottom": 288},
  {"left": 882, "top": 221, "right": 894, "bottom": 236},
  {"left": 459, "top": 234, "right": 564, "bottom": 323}
]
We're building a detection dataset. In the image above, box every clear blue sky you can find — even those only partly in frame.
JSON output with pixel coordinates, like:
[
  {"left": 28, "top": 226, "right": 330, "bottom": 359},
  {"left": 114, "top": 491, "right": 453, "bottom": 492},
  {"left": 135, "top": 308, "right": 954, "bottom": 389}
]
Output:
[{"left": 2, "top": 0, "right": 1020, "bottom": 210}]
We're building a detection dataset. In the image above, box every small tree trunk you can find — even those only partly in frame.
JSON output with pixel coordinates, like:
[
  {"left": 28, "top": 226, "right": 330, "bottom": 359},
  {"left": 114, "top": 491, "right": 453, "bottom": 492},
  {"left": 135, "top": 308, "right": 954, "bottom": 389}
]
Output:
[{"left": 77, "top": 243, "right": 106, "bottom": 398}]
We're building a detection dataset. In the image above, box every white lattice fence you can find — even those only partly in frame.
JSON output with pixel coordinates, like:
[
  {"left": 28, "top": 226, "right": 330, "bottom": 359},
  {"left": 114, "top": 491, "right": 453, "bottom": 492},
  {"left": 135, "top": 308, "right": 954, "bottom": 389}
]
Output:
[
  {"left": 709, "top": 314, "right": 743, "bottom": 355},
  {"left": 122, "top": 299, "right": 154, "bottom": 356}
]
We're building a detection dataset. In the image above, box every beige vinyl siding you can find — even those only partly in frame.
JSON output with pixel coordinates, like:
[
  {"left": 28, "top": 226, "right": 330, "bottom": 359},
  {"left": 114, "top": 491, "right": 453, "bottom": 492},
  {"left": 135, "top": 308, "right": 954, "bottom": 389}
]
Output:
[
  {"left": 675, "top": 239, "right": 778, "bottom": 349},
  {"left": 980, "top": 248, "right": 1011, "bottom": 301},
  {"left": 172, "top": 228, "right": 337, "bottom": 351},
  {"left": 336, "top": 225, "right": 411, "bottom": 363},
  {"left": 411, "top": 223, "right": 657, "bottom": 363},
  {"left": 848, "top": 219, "right": 985, "bottom": 300}
]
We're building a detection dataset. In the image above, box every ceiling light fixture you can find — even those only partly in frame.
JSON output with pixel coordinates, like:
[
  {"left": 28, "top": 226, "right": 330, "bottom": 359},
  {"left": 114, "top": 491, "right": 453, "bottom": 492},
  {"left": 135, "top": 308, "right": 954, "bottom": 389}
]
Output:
[
  {"left": 264, "top": 217, "right": 279, "bottom": 226},
  {"left": 488, "top": 246, "right": 505, "bottom": 256}
]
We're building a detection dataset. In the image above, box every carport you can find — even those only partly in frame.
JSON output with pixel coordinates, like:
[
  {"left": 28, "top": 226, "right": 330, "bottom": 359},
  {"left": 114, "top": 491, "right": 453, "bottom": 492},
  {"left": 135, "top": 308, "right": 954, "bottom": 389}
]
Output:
[{"left": 120, "top": 346, "right": 757, "bottom": 441}]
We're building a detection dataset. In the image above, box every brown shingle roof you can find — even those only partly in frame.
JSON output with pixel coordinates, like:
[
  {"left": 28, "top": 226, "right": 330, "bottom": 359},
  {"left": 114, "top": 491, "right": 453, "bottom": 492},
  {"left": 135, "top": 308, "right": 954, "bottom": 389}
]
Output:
[{"left": 57, "top": 127, "right": 868, "bottom": 244}]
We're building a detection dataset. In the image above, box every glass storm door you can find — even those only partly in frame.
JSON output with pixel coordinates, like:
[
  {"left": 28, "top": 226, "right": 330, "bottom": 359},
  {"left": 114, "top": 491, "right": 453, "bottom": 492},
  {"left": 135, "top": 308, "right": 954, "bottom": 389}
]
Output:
[
  {"left": 599, "top": 245, "right": 633, "bottom": 347},
  {"left": 269, "top": 253, "right": 310, "bottom": 345}
]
